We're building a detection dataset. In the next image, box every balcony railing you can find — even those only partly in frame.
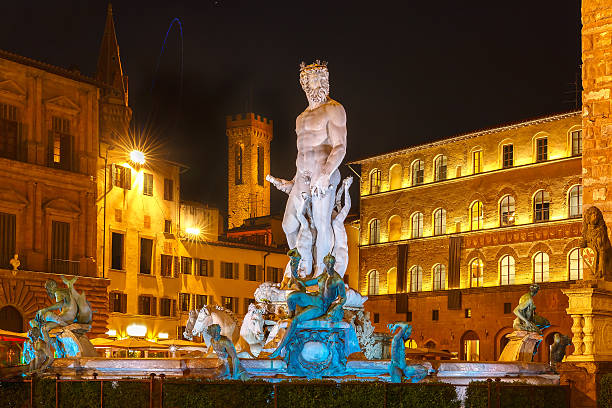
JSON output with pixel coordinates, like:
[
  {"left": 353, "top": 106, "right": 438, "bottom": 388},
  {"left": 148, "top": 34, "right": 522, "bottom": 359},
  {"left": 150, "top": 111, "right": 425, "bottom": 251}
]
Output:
[{"left": 49, "top": 259, "right": 80, "bottom": 275}]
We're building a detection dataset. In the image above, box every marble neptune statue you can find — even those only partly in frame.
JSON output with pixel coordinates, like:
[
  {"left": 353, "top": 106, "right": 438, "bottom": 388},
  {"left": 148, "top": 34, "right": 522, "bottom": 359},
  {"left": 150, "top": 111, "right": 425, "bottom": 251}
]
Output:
[{"left": 267, "top": 60, "right": 347, "bottom": 277}]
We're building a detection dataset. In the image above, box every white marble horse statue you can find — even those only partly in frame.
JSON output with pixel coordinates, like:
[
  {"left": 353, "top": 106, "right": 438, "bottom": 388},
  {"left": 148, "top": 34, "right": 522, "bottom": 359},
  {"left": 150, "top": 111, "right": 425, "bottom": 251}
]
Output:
[
  {"left": 183, "top": 305, "right": 238, "bottom": 347},
  {"left": 236, "top": 303, "right": 272, "bottom": 358}
]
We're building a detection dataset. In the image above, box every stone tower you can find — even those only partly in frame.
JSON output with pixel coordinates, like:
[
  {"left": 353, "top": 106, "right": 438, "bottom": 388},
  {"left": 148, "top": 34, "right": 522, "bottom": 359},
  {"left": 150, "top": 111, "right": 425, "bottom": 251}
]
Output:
[
  {"left": 96, "top": 4, "right": 131, "bottom": 142},
  {"left": 581, "top": 0, "right": 612, "bottom": 224},
  {"left": 226, "top": 113, "right": 273, "bottom": 229}
]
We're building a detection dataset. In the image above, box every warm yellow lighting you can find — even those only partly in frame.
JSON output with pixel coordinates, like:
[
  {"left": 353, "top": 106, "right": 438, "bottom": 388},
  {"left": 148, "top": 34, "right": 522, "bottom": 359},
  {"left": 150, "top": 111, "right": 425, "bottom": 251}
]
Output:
[
  {"left": 106, "top": 329, "right": 117, "bottom": 337},
  {"left": 186, "top": 226, "right": 201, "bottom": 236},
  {"left": 130, "top": 150, "right": 146, "bottom": 165},
  {"left": 126, "top": 324, "right": 147, "bottom": 337},
  {"left": 158, "top": 332, "right": 169, "bottom": 339}
]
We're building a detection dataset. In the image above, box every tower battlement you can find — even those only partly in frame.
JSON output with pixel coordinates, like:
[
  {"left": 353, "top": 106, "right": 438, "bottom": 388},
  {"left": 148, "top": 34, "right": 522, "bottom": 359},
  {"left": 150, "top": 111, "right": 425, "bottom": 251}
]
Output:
[{"left": 226, "top": 113, "right": 274, "bottom": 136}]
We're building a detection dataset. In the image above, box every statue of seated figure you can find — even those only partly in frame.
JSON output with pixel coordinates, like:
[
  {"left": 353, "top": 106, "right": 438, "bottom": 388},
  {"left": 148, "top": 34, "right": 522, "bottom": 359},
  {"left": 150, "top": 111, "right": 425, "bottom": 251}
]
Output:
[
  {"left": 269, "top": 252, "right": 346, "bottom": 358},
  {"left": 388, "top": 322, "right": 428, "bottom": 383},
  {"left": 207, "top": 324, "right": 249, "bottom": 380},
  {"left": 512, "top": 284, "right": 550, "bottom": 334}
]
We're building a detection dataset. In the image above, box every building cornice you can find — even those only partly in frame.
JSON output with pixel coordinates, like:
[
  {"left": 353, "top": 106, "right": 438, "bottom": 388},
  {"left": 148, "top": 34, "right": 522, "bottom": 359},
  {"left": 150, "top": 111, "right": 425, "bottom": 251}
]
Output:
[{"left": 350, "top": 111, "right": 581, "bottom": 165}]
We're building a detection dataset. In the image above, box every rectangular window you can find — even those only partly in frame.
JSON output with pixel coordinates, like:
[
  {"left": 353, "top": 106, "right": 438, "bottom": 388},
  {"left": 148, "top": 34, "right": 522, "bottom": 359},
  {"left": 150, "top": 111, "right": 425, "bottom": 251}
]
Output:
[
  {"left": 164, "top": 220, "right": 172, "bottom": 233},
  {"left": 266, "top": 267, "right": 282, "bottom": 283},
  {"left": 113, "top": 165, "right": 131, "bottom": 189},
  {"left": 195, "top": 294, "right": 207, "bottom": 309},
  {"left": 406, "top": 311, "right": 413, "bottom": 322},
  {"left": 221, "top": 261, "right": 237, "bottom": 279},
  {"left": 504, "top": 302, "right": 512, "bottom": 314},
  {"left": 139, "top": 238, "right": 153, "bottom": 275},
  {"left": 164, "top": 178, "right": 174, "bottom": 201},
  {"left": 195, "top": 259, "right": 211, "bottom": 276},
  {"left": 257, "top": 145, "right": 264, "bottom": 186},
  {"left": 502, "top": 144, "right": 513, "bottom": 168},
  {"left": 161, "top": 254, "right": 173, "bottom": 277},
  {"left": 572, "top": 130, "right": 582, "bottom": 156},
  {"left": 109, "top": 292, "right": 127, "bottom": 313},
  {"left": 0, "top": 102, "right": 19, "bottom": 160},
  {"left": 181, "top": 257, "right": 192, "bottom": 275},
  {"left": 138, "top": 295, "right": 156, "bottom": 316},
  {"left": 432, "top": 310, "right": 439, "bottom": 321},
  {"left": 536, "top": 138, "right": 548, "bottom": 162},
  {"left": 51, "top": 220, "right": 70, "bottom": 274},
  {"left": 473, "top": 151, "right": 482, "bottom": 174},
  {"left": 143, "top": 173, "right": 153, "bottom": 196},
  {"left": 111, "top": 232, "right": 124, "bottom": 270},
  {"left": 159, "top": 298, "right": 174, "bottom": 317},
  {"left": 245, "top": 264, "right": 257, "bottom": 281},
  {"left": 0, "top": 212, "right": 16, "bottom": 269},
  {"left": 374, "top": 313, "right": 380, "bottom": 323},
  {"left": 465, "top": 308, "right": 471, "bottom": 318},
  {"left": 235, "top": 145, "right": 243, "bottom": 185},
  {"left": 221, "top": 296, "right": 238, "bottom": 313},
  {"left": 48, "top": 117, "right": 72, "bottom": 171},
  {"left": 179, "top": 293, "right": 190, "bottom": 312}
]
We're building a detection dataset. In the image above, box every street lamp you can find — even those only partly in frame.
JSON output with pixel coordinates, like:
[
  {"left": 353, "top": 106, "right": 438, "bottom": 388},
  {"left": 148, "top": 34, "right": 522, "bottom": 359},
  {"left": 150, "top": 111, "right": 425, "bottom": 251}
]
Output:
[{"left": 130, "top": 149, "right": 146, "bottom": 165}]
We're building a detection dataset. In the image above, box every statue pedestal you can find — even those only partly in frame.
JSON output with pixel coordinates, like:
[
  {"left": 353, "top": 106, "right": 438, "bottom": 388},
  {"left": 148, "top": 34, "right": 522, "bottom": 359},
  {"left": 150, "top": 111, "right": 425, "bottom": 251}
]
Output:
[
  {"left": 282, "top": 320, "right": 360, "bottom": 378},
  {"left": 562, "top": 281, "right": 612, "bottom": 362},
  {"left": 498, "top": 331, "right": 543, "bottom": 362}
]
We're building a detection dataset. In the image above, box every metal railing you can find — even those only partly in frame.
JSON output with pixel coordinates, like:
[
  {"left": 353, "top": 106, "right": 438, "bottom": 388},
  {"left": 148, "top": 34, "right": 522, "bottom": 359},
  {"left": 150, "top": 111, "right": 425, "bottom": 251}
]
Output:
[{"left": 49, "top": 259, "right": 80, "bottom": 275}]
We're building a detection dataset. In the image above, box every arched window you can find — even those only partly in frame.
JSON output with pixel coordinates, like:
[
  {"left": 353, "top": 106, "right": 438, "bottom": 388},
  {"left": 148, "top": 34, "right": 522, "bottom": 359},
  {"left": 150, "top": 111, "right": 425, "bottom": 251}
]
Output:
[
  {"left": 389, "top": 164, "right": 402, "bottom": 190},
  {"left": 387, "top": 267, "right": 397, "bottom": 294},
  {"left": 410, "top": 266, "right": 423, "bottom": 292},
  {"left": 500, "top": 195, "right": 516, "bottom": 226},
  {"left": 434, "top": 155, "right": 447, "bottom": 181},
  {"left": 369, "top": 169, "right": 381, "bottom": 194},
  {"left": 369, "top": 219, "right": 380, "bottom": 244},
  {"left": 499, "top": 255, "right": 515, "bottom": 285},
  {"left": 533, "top": 190, "right": 550, "bottom": 222},
  {"left": 368, "top": 270, "right": 379, "bottom": 295},
  {"left": 235, "top": 144, "right": 243, "bottom": 185},
  {"left": 388, "top": 215, "right": 402, "bottom": 241},
  {"left": 433, "top": 264, "right": 446, "bottom": 291},
  {"left": 568, "top": 185, "right": 583, "bottom": 218},
  {"left": 411, "top": 212, "right": 423, "bottom": 238},
  {"left": 533, "top": 252, "right": 550, "bottom": 283},
  {"left": 469, "top": 258, "right": 483, "bottom": 287},
  {"left": 470, "top": 201, "right": 483, "bottom": 230},
  {"left": 433, "top": 208, "right": 446, "bottom": 236},
  {"left": 568, "top": 248, "right": 583, "bottom": 280},
  {"left": 411, "top": 160, "right": 424, "bottom": 186}
]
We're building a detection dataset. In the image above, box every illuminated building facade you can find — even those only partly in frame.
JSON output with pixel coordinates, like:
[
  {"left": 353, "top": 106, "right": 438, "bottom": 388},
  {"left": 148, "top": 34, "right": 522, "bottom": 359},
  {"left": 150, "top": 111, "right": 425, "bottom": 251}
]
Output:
[
  {"left": 0, "top": 50, "right": 110, "bottom": 336},
  {"left": 354, "top": 112, "right": 583, "bottom": 361}
]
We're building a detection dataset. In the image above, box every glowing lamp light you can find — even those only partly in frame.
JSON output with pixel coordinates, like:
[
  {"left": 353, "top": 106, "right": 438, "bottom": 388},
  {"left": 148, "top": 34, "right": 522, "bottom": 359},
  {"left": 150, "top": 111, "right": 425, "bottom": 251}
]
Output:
[
  {"left": 126, "top": 324, "right": 147, "bottom": 337},
  {"left": 185, "top": 227, "right": 201, "bottom": 236},
  {"left": 105, "top": 329, "right": 117, "bottom": 337},
  {"left": 129, "top": 150, "right": 146, "bottom": 165},
  {"left": 158, "top": 332, "right": 169, "bottom": 339}
]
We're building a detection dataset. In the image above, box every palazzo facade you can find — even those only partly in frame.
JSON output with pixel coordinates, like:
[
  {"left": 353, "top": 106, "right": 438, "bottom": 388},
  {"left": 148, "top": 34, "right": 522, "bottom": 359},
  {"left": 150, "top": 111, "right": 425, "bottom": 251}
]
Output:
[{"left": 354, "top": 112, "right": 584, "bottom": 362}]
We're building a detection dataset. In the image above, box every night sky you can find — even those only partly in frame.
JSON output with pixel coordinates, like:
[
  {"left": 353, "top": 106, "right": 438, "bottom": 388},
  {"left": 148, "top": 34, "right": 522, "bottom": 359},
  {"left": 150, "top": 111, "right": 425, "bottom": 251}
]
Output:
[{"left": 1, "top": 1, "right": 581, "bottom": 218}]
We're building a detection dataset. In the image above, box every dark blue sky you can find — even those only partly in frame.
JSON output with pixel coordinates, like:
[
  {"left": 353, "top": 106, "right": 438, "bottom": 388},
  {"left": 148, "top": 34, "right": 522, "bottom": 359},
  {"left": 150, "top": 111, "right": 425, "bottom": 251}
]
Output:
[{"left": 1, "top": 1, "right": 581, "bottom": 216}]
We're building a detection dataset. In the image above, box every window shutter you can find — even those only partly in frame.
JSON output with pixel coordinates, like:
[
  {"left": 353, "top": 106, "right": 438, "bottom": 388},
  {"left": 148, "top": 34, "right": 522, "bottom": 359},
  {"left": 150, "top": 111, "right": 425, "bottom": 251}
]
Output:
[
  {"left": 172, "top": 299, "right": 177, "bottom": 316},
  {"left": 257, "top": 265, "right": 263, "bottom": 282},
  {"left": 174, "top": 256, "right": 180, "bottom": 276},
  {"left": 244, "top": 264, "right": 248, "bottom": 280},
  {"left": 151, "top": 297, "right": 157, "bottom": 316},
  {"left": 47, "top": 132, "right": 54, "bottom": 166},
  {"left": 266, "top": 267, "right": 272, "bottom": 282},
  {"left": 233, "top": 263, "right": 239, "bottom": 280},
  {"left": 208, "top": 260, "right": 214, "bottom": 277},
  {"left": 138, "top": 296, "right": 143, "bottom": 315},
  {"left": 111, "top": 164, "right": 117, "bottom": 187},
  {"left": 108, "top": 293, "right": 113, "bottom": 312},
  {"left": 61, "top": 133, "right": 72, "bottom": 171},
  {"left": 126, "top": 168, "right": 132, "bottom": 190},
  {"left": 121, "top": 293, "right": 127, "bottom": 313}
]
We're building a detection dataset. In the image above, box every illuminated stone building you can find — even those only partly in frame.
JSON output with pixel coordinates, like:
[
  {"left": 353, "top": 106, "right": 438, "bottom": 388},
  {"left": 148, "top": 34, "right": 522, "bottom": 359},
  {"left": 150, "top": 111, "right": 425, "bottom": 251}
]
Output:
[
  {"left": 0, "top": 49, "right": 110, "bottom": 335},
  {"left": 353, "top": 112, "right": 583, "bottom": 361},
  {"left": 226, "top": 113, "right": 273, "bottom": 229}
]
